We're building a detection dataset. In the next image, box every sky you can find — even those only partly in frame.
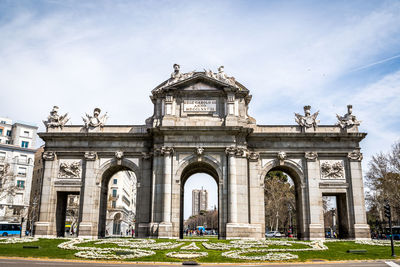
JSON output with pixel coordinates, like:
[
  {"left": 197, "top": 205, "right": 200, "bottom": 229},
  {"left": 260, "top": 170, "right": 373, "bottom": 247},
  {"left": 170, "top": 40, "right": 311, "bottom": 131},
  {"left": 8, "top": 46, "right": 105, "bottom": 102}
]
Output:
[{"left": 1, "top": 0, "right": 400, "bottom": 217}]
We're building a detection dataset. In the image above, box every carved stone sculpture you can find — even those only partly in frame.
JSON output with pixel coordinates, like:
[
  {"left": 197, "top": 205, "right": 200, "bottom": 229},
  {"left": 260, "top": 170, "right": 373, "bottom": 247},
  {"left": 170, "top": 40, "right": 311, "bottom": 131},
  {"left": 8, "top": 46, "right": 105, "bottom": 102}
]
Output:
[
  {"left": 164, "top": 64, "right": 195, "bottom": 87},
  {"left": 82, "top": 108, "right": 108, "bottom": 128},
  {"left": 195, "top": 147, "right": 204, "bottom": 156},
  {"left": 84, "top": 151, "right": 97, "bottom": 161},
  {"left": 59, "top": 161, "right": 81, "bottom": 178},
  {"left": 277, "top": 151, "right": 287, "bottom": 165},
  {"left": 115, "top": 151, "right": 124, "bottom": 160},
  {"left": 320, "top": 161, "right": 344, "bottom": 179},
  {"left": 235, "top": 147, "right": 248, "bottom": 157},
  {"left": 42, "top": 151, "right": 55, "bottom": 161},
  {"left": 336, "top": 105, "right": 361, "bottom": 129},
  {"left": 43, "top": 106, "right": 69, "bottom": 129},
  {"left": 348, "top": 150, "right": 363, "bottom": 161},
  {"left": 142, "top": 152, "right": 153, "bottom": 160},
  {"left": 205, "top": 66, "right": 238, "bottom": 88},
  {"left": 305, "top": 152, "right": 318, "bottom": 161},
  {"left": 225, "top": 146, "right": 237, "bottom": 156},
  {"left": 295, "top": 105, "right": 319, "bottom": 129}
]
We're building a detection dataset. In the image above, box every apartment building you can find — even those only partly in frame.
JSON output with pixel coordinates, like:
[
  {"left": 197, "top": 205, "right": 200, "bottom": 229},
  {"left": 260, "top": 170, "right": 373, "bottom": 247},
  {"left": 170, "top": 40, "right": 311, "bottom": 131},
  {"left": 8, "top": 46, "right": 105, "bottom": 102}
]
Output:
[
  {"left": 192, "top": 188, "right": 208, "bottom": 216},
  {"left": 105, "top": 171, "right": 137, "bottom": 236},
  {"left": 0, "top": 117, "right": 38, "bottom": 233}
]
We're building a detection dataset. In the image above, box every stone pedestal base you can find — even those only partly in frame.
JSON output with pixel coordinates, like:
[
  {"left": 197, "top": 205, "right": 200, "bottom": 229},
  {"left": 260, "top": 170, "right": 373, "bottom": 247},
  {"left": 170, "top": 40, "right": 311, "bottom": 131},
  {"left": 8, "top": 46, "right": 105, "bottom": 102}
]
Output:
[
  {"left": 307, "top": 224, "right": 324, "bottom": 240},
  {"left": 353, "top": 224, "right": 370, "bottom": 240},
  {"left": 136, "top": 223, "right": 150, "bottom": 238},
  {"left": 79, "top": 222, "right": 98, "bottom": 239},
  {"left": 157, "top": 222, "right": 173, "bottom": 238},
  {"left": 34, "top": 221, "right": 51, "bottom": 237},
  {"left": 226, "top": 223, "right": 263, "bottom": 239}
]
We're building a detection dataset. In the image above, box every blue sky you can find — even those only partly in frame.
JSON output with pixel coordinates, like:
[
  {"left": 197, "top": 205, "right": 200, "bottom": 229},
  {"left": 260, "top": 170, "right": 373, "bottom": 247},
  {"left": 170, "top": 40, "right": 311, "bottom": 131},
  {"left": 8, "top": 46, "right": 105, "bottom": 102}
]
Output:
[{"left": 0, "top": 0, "right": 399, "bottom": 217}]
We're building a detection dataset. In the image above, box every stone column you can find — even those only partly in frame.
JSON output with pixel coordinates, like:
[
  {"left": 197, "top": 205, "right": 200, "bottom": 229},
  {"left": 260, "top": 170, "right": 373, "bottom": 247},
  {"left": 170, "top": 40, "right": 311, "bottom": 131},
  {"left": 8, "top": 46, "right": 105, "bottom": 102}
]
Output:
[
  {"left": 305, "top": 152, "right": 324, "bottom": 240},
  {"left": 35, "top": 151, "right": 57, "bottom": 237},
  {"left": 158, "top": 146, "right": 173, "bottom": 237},
  {"left": 226, "top": 146, "right": 237, "bottom": 223},
  {"left": 348, "top": 151, "right": 370, "bottom": 239},
  {"left": 247, "top": 152, "right": 264, "bottom": 238},
  {"left": 78, "top": 151, "right": 99, "bottom": 238},
  {"left": 136, "top": 152, "right": 152, "bottom": 237}
]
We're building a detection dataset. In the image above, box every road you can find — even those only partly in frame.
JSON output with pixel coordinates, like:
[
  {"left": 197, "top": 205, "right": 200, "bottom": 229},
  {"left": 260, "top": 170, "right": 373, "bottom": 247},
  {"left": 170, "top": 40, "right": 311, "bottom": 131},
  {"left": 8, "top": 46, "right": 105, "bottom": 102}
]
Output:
[{"left": 0, "top": 258, "right": 399, "bottom": 267}]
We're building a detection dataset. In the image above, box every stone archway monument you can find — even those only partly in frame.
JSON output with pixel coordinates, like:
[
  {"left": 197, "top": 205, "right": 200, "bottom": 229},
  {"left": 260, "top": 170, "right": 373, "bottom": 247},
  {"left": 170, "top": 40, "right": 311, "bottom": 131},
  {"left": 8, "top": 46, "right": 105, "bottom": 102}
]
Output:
[{"left": 36, "top": 64, "right": 370, "bottom": 240}]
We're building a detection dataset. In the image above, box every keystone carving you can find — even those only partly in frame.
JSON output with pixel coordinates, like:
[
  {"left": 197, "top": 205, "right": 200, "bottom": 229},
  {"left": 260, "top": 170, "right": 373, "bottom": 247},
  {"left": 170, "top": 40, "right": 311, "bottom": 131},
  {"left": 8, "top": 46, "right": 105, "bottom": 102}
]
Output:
[
  {"left": 277, "top": 151, "right": 287, "bottom": 165},
  {"left": 43, "top": 151, "right": 55, "bottom": 161},
  {"left": 347, "top": 150, "right": 363, "bottom": 161},
  {"left": 59, "top": 161, "right": 81, "bottom": 178},
  {"left": 305, "top": 152, "right": 318, "bottom": 161},
  {"left": 195, "top": 147, "right": 204, "bottom": 156},
  {"left": 336, "top": 105, "right": 361, "bottom": 129},
  {"left": 84, "top": 151, "right": 97, "bottom": 161},
  {"left": 115, "top": 151, "right": 124, "bottom": 160},
  {"left": 43, "top": 106, "right": 69, "bottom": 129},
  {"left": 295, "top": 105, "right": 319, "bottom": 129},
  {"left": 82, "top": 108, "right": 108, "bottom": 129},
  {"left": 320, "top": 161, "right": 344, "bottom": 179}
]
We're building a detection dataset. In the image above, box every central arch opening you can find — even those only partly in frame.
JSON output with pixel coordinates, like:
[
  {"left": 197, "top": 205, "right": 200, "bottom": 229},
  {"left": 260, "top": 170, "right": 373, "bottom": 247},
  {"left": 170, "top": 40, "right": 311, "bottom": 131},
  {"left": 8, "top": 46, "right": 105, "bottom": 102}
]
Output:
[
  {"left": 179, "top": 161, "right": 219, "bottom": 239},
  {"left": 98, "top": 165, "right": 137, "bottom": 238},
  {"left": 264, "top": 165, "right": 304, "bottom": 239}
]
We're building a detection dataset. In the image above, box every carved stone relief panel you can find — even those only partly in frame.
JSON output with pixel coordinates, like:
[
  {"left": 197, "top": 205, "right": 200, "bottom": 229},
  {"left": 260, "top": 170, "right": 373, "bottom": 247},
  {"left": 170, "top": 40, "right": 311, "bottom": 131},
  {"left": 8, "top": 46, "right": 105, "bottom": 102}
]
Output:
[
  {"left": 58, "top": 159, "right": 82, "bottom": 179},
  {"left": 320, "top": 160, "right": 345, "bottom": 179}
]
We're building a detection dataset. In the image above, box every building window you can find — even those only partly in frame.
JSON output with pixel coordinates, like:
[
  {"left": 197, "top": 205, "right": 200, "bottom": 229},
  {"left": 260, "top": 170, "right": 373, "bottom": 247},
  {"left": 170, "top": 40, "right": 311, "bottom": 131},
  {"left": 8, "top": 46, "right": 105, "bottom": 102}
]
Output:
[
  {"left": 113, "top": 178, "right": 118, "bottom": 184},
  {"left": 23, "top": 131, "right": 29, "bottom": 137},
  {"left": 112, "top": 201, "right": 116, "bottom": 208},
  {"left": 18, "top": 167, "right": 27, "bottom": 177},
  {"left": 6, "top": 130, "right": 11, "bottom": 136},
  {"left": 0, "top": 129, "right": 3, "bottom": 135},
  {"left": 21, "top": 141, "right": 29, "bottom": 148},
  {"left": 0, "top": 152, "right": 5, "bottom": 160},
  {"left": 5, "top": 140, "right": 10, "bottom": 144},
  {"left": 112, "top": 189, "right": 117, "bottom": 197},
  {"left": 17, "top": 180, "right": 25, "bottom": 188}
]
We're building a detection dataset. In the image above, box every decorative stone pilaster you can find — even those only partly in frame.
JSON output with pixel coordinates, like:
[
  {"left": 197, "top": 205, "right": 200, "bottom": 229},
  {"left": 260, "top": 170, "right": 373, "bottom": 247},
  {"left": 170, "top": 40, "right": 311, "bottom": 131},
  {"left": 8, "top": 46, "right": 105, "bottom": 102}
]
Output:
[
  {"left": 84, "top": 151, "right": 97, "bottom": 161},
  {"left": 305, "top": 152, "right": 318, "bottom": 161},
  {"left": 247, "top": 151, "right": 260, "bottom": 161},
  {"left": 42, "top": 151, "right": 56, "bottom": 161},
  {"left": 347, "top": 150, "right": 363, "bottom": 161}
]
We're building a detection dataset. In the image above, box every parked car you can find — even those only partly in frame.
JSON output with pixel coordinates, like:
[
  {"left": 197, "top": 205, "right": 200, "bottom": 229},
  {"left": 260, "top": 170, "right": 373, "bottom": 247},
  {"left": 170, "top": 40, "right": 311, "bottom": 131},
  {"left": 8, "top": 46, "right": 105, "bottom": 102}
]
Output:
[{"left": 265, "top": 231, "right": 282, "bottom": 238}]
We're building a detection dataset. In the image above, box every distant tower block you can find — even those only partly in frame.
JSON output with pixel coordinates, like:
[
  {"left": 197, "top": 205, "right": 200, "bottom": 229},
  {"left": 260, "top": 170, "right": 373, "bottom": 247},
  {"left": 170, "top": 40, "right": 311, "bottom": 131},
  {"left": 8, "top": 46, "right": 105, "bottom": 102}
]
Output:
[{"left": 192, "top": 188, "right": 208, "bottom": 216}]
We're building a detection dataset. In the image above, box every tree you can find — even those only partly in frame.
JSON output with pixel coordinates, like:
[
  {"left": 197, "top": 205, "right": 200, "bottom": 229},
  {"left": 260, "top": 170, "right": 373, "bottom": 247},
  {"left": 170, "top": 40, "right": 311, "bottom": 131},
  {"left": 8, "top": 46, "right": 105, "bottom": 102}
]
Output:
[
  {"left": 264, "top": 171, "right": 295, "bottom": 232},
  {"left": 366, "top": 140, "right": 400, "bottom": 227},
  {"left": 0, "top": 163, "right": 18, "bottom": 204}
]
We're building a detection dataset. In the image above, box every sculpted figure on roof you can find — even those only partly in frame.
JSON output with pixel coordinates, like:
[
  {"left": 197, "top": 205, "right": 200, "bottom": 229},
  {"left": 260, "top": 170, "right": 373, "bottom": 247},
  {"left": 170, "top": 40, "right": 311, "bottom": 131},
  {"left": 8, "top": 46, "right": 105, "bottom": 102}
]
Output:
[
  {"left": 336, "top": 105, "right": 361, "bottom": 129},
  {"left": 43, "top": 106, "right": 69, "bottom": 129},
  {"left": 295, "top": 105, "right": 319, "bottom": 129},
  {"left": 82, "top": 108, "right": 108, "bottom": 128}
]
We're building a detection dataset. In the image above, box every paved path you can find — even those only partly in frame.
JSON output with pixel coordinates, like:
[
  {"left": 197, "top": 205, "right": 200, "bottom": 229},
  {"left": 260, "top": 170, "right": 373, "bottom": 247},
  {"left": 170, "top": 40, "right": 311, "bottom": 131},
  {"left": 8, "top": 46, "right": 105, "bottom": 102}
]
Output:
[{"left": 0, "top": 258, "right": 400, "bottom": 267}]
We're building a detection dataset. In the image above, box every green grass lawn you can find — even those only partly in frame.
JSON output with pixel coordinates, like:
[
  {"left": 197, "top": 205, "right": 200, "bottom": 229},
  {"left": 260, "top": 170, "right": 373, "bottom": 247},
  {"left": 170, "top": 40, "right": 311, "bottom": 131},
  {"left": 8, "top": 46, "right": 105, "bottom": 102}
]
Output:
[{"left": 0, "top": 237, "right": 398, "bottom": 263}]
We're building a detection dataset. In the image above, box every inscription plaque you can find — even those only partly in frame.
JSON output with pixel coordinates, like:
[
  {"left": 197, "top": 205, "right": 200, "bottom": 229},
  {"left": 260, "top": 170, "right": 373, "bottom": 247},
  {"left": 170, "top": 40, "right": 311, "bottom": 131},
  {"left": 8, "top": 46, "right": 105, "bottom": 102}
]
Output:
[{"left": 183, "top": 99, "right": 216, "bottom": 113}]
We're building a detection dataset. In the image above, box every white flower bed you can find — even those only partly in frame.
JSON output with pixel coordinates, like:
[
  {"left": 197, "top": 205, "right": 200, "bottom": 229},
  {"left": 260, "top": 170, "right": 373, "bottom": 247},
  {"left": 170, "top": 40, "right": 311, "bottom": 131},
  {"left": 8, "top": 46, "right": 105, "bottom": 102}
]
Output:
[
  {"left": 0, "top": 237, "right": 39, "bottom": 244},
  {"left": 222, "top": 250, "right": 298, "bottom": 261},
  {"left": 58, "top": 239, "right": 155, "bottom": 259},
  {"left": 355, "top": 240, "right": 400, "bottom": 247},
  {"left": 178, "top": 239, "right": 208, "bottom": 242},
  {"left": 181, "top": 242, "right": 201, "bottom": 250},
  {"left": 166, "top": 251, "right": 208, "bottom": 259},
  {"left": 94, "top": 238, "right": 182, "bottom": 250}
]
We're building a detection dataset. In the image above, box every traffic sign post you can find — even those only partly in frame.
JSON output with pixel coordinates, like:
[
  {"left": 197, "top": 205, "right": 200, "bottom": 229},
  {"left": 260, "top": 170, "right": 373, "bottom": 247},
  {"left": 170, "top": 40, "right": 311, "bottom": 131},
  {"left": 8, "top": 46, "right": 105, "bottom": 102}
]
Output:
[{"left": 384, "top": 201, "right": 396, "bottom": 257}]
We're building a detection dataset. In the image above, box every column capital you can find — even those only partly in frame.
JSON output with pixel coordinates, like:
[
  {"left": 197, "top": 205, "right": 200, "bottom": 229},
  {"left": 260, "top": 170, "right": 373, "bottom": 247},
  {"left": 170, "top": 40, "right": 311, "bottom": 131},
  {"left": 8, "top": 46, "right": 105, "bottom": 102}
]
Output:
[
  {"left": 305, "top": 151, "right": 318, "bottom": 161},
  {"left": 42, "top": 151, "right": 56, "bottom": 161},
  {"left": 247, "top": 151, "right": 260, "bottom": 161},
  {"left": 348, "top": 150, "right": 363, "bottom": 161},
  {"left": 160, "top": 146, "right": 174, "bottom": 156},
  {"left": 225, "top": 146, "right": 237, "bottom": 156},
  {"left": 84, "top": 151, "right": 97, "bottom": 161}
]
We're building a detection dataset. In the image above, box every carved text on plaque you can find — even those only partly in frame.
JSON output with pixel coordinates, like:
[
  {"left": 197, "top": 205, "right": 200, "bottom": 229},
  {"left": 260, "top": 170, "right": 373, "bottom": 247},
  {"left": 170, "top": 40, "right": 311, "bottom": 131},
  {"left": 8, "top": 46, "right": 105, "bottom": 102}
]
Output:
[{"left": 183, "top": 100, "right": 216, "bottom": 113}]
